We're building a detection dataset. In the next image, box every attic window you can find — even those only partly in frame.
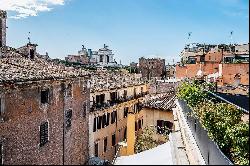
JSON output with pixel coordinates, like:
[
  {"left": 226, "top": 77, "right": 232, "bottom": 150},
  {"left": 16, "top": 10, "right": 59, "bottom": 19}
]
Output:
[{"left": 41, "top": 89, "right": 49, "bottom": 104}]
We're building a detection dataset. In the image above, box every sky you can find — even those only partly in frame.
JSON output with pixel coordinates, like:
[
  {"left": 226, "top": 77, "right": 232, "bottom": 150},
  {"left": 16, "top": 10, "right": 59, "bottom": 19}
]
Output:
[{"left": 0, "top": 0, "right": 249, "bottom": 65}]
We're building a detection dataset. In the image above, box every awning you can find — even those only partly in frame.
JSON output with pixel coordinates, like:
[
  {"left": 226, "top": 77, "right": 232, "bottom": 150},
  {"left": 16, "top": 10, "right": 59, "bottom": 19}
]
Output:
[{"left": 114, "top": 142, "right": 173, "bottom": 165}]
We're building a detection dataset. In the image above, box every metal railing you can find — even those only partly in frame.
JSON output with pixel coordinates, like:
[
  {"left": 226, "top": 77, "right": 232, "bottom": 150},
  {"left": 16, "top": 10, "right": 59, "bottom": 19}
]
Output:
[{"left": 90, "top": 92, "right": 149, "bottom": 112}]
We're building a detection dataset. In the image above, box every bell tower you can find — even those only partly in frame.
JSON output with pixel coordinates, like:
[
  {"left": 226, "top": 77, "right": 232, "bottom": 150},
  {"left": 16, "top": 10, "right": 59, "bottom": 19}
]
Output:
[{"left": 0, "top": 10, "right": 7, "bottom": 47}]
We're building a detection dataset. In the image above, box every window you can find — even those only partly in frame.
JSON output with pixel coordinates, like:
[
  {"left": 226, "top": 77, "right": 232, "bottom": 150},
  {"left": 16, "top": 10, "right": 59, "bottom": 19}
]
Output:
[
  {"left": 123, "top": 90, "right": 127, "bottom": 99},
  {"left": 157, "top": 120, "right": 173, "bottom": 134},
  {"left": 30, "top": 49, "right": 35, "bottom": 59},
  {"left": 157, "top": 120, "right": 164, "bottom": 134},
  {"left": 66, "top": 84, "right": 72, "bottom": 97},
  {"left": 135, "top": 121, "right": 137, "bottom": 131},
  {"left": 138, "top": 120, "right": 142, "bottom": 129},
  {"left": 100, "top": 94, "right": 105, "bottom": 105},
  {"left": 107, "top": 55, "right": 110, "bottom": 63},
  {"left": 0, "top": 143, "right": 2, "bottom": 165},
  {"left": 102, "top": 114, "right": 106, "bottom": 128},
  {"left": 124, "top": 127, "right": 127, "bottom": 140},
  {"left": 96, "top": 94, "right": 105, "bottom": 106},
  {"left": 110, "top": 92, "right": 117, "bottom": 104},
  {"left": 41, "top": 89, "right": 49, "bottom": 104},
  {"left": 104, "top": 137, "right": 107, "bottom": 153},
  {"left": 82, "top": 102, "right": 87, "bottom": 118},
  {"left": 65, "top": 110, "right": 73, "bottom": 128},
  {"left": 97, "top": 116, "right": 102, "bottom": 130},
  {"left": 111, "top": 111, "right": 117, "bottom": 124},
  {"left": 95, "top": 142, "right": 99, "bottom": 157},
  {"left": 40, "top": 122, "right": 49, "bottom": 147},
  {"left": 93, "top": 117, "right": 97, "bottom": 132},
  {"left": 141, "top": 87, "right": 143, "bottom": 94},
  {"left": 123, "top": 107, "right": 128, "bottom": 118},
  {"left": 133, "top": 88, "right": 136, "bottom": 97},
  {"left": 112, "top": 134, "right": 116, "bottom": 146}
]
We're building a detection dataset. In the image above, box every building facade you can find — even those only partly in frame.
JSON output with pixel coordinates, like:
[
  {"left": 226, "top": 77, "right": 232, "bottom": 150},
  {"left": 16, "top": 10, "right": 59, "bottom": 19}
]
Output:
[
  {"left": 165, "top": 64, "right": 176, "bottom": 79},
  {"left": 139, "top": 57, "right": 166, "bottom": 80},
  {"left": 90, "top": 44, "right": 116, "bottom": 66},
  {"left": 176, "top": 43, "right": 249, "bottom": 86},
  {"left": 0, "top": 46, "right": 90, "bottom": 165},
  {"left": 65, "top": 45, "right": 90, "bottom": 65},
  {"left": 88, "top": 84, "right": 148, "bottom": 162}
]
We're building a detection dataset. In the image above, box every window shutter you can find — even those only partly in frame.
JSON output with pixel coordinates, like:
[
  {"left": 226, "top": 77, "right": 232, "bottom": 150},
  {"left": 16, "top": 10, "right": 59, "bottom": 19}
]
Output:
[
  {"left": 106, "top": 113, "right": 110, "bottom": 126},
  {"left": 93, "top": 117, "right": 96, "bottom": 132},
  {"left": 40, "top": 122, "right": 49, "bottom": 147},
  {"left": 102, "top": 114, "right": 106, "bottom": 128}
]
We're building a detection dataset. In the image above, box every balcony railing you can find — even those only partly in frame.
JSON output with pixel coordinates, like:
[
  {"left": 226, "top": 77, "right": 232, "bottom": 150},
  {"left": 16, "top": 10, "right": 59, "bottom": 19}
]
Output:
[{"left": 90, "top": 92, "right": 149, "bottom": 112}]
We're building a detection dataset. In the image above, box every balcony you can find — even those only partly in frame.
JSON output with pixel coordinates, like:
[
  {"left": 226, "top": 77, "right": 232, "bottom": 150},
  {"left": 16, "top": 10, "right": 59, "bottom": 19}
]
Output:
[{"left": 90, "top": 91, "right": 149, "bottom": 112}]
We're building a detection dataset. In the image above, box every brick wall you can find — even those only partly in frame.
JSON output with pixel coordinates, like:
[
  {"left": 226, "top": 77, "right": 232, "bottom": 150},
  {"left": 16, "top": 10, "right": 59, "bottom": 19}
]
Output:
[
  {"left": 176, "top": 62, "right": 249, "bottom": 86},
  {"left": 0, "top": 78, "right": 89, "bottom": 165},
  {"left": 139, "top": 58, "right": 165, "bottom": 79},
  {"left": 222, "top": 63, "right": 249, "bottom": 86}
]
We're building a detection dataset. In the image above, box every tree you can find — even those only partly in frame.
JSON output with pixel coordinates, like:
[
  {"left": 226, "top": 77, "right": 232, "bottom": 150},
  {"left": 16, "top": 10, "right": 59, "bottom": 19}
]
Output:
[
  {"left": 134, "top": 126, "right": 158, "bottom": 153},
  {"left": 134, "top": 126, "right": 169, "bottom": 153}
]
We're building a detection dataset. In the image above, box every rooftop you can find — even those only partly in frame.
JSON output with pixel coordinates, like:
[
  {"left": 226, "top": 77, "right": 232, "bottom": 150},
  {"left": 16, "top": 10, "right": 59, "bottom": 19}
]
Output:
[
  {"left": 89, "top": 71, "right": 146, "bottom": 93},
  {"left": 0, "top": 47, "right": 88, "bottom": 84}
]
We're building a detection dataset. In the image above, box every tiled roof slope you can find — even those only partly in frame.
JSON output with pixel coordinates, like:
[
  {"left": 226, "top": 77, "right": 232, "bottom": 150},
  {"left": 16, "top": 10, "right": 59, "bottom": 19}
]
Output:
[{"left": 0, "top": 47, "right": 88, "bottom": 84}]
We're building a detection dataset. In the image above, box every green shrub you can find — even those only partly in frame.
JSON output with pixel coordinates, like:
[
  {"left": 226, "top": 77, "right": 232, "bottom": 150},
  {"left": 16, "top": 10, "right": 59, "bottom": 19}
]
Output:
[{"left": 177, "top": 81, "right": 249, "bottom": 165}]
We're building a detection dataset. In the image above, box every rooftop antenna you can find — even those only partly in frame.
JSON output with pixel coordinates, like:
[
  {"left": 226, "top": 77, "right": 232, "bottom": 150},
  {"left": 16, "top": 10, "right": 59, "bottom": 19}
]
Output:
[
  {"left": 230, "top": 31, "right": 234, "bottom": 45},
  {"left": 186, "top": 32, "right": 192, "bottom": 48},
  {"left": 188, "top": 32, "right": 192, "bottom": 42},
  {"left": 28, "top": 32, "right": 31, "bottom": 44}
]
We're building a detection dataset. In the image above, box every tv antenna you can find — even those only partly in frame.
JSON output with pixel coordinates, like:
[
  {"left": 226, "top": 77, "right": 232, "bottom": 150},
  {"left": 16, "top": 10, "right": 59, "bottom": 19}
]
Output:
[
  {"left": 28, "top": 32, "right": 31, "bottom": 43},
  {"left": 230, "top": 31, "right": 234, "bottom": 45},
  {"left": 188, "top": 32, "right": 192, "bottom": 40}
]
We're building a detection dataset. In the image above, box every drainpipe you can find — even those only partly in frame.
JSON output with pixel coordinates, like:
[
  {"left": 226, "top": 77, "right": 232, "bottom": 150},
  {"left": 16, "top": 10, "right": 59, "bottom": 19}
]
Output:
[{"left": 61, "top": 83, "right": 65, "bottom": 165}]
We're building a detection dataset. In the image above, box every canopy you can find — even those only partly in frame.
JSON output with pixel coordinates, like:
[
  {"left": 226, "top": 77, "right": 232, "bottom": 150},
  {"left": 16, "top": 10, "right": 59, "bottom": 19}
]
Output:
[{"left": 114, "top": 142, "right": 173, "bottom": 165}]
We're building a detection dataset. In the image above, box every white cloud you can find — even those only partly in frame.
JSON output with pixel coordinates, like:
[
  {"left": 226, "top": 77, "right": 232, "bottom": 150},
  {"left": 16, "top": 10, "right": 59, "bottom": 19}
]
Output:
[{"left": 0, "top": 0, "right": 65, "bottom": 19}]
